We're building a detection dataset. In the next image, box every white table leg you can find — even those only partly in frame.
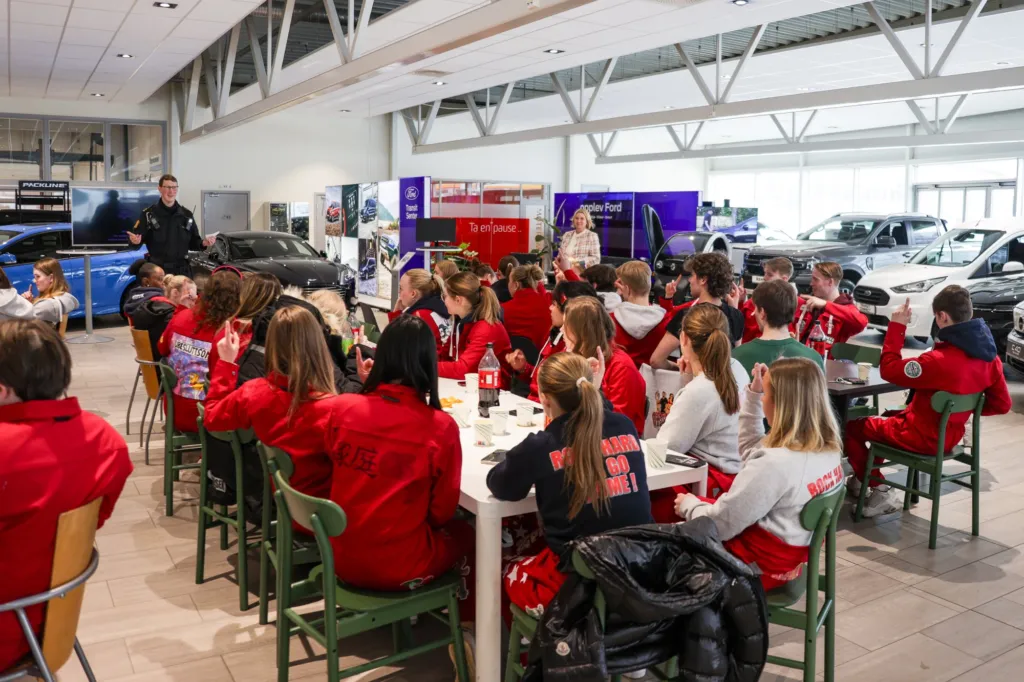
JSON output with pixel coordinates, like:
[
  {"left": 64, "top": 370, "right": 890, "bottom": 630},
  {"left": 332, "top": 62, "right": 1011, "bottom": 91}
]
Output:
[
  {"left": 474, "top": 507, "right": 503, "bottom": 682},
  {"left": 694, "top": 467, "right": 708, "bottom": 497}
]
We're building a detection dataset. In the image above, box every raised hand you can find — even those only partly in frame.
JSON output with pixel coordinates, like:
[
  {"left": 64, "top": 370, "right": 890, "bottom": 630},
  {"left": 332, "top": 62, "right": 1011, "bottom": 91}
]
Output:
[
  {"left": 506, "top": 349, "right": 527, "bottom": 372},
  {"left": 665, "top": 275, "right": 683, "bottom": 300},
  {"left": 127, "top": 231, "right": 142, "bottom": 245},
  {"left": 587, "top": 345, "right": 606, "bottom": 388},
  {"left": 218, "top": 324, "right": 241, "bottom": 364},
  {"left": 750, "top": 362, "right": 768, "bottom": 394},
  {"left": 355, "top": 346, "right": 374, "bottom": 383},
  {"left": 555, "top": 252, "right": 572, "bottom": 273},
  {"left": 676, "top": 356, "right": 691, "bottom": 375},
  {"left": 725, "top": 282, "right": 743, "bottom": 309},
  {"left": 891, "top": 297, "right": 913, "bottom": 326}
]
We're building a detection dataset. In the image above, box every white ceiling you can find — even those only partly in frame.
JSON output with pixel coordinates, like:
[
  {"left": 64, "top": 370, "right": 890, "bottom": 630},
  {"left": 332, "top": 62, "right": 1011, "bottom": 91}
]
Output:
[{"left": 0, "top": 0, "right": 261, "bottom": 103}]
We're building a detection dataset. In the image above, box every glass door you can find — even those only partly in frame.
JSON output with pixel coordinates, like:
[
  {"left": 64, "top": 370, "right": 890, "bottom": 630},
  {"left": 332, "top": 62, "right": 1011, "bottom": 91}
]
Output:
[{"left": 914, "top": 182, "right": 1017, "bottom": 223}]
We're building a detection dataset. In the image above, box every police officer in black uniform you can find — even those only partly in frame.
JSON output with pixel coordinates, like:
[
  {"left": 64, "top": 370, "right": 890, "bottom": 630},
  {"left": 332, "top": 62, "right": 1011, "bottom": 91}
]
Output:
[{"left": 127, "top": 174, "right": 213, "bottom": 277}]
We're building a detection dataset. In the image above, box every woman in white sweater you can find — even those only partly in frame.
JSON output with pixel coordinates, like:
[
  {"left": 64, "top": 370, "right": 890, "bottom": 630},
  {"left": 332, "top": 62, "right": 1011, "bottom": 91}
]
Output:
[
  {"left": 674, "top": 357, "right": 843, "bottom": 589},
  {"left": 659, "top": 303, "right": 749, "bottom": 496}
]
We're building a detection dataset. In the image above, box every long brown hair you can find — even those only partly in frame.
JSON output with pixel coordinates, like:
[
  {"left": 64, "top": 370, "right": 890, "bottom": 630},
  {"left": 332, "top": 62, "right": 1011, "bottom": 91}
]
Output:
[
  {"left": 236, "top": 272, "right": 281, "bottom": 320},
  {"left": 682, "top": 303, "right": 739, "bottom": 415},
  {"left": 265, "top": 306, "right": 337, "bottom": 416},
  {"left": 194, "top": 271, "right": 241, "bottom": 332},
  {"left": 509, "top": 264, "right": 544, "bottom": 290},
  {"left": 33, "top": 257, "right": 70, "bottom": 299},
  {"left": 562, "top": 297, "right": 614, "bottom": 361},
  {"left": 434, "top": 259, "right": 459, "bottom": 280},
  {"left": 538, "top": 353, "right": 608, "bottom": 519},
  {"left": 445, "top": 271, "right": 501, "bottom": 324},
  {"left": 762, "top": 357, "right": 841, "bottom": 452}
]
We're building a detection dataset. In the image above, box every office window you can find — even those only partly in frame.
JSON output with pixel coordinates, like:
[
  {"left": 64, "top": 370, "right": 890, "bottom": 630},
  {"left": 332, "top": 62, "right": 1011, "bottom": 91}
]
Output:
[
  {"left": 0, "top": 118, "right": 42, "bottom": 180},
  {"left": 855, "top": 166, "right": 905, "bottom": 214},
  {"left": 50, "top": 120, "right": 104, "bottom": 182},
  {"left": 109, "top": 123, "right": 163, "bottom": 182},
  {"left": 753, "top": 171, "right": 799, "bottom": 238}
]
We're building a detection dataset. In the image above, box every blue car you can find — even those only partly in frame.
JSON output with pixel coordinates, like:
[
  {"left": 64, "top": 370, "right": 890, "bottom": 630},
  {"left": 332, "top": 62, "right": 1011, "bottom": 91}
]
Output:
[
  {"left": 0, "top": 223, "right": 147, "bottom": 318},
  {"left": 360, "top": 198, "right": 377, "bottom": 223}
]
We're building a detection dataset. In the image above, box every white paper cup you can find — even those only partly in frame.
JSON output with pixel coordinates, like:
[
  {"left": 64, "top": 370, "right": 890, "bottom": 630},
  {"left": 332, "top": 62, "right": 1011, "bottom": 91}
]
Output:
[
  {"left": 490, "top": 407, "right": 509, "bottom": 436},
  {"left": 474, "top": 419, "right": 494, "bottom": 446},
  {"left": 464, "top": 373, "right": 478, "bottom": 392},
  {"left": 449, "top": 404, "right": 472, "bottom": 428},
  {"left": 645, "top": 439, "right": 668, "bottom": 469},
  {"left": 858, "top": 362, "right": 872, "bottom": 380},
  {"left": 517, "top": 401, "right": 536, "bottom": 427}
]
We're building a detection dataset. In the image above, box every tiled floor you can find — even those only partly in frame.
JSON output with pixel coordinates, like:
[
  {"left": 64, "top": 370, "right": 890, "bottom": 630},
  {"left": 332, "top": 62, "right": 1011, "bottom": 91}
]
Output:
[{"left": 59, "top": 319, "right": 1024, "bottom": 682}]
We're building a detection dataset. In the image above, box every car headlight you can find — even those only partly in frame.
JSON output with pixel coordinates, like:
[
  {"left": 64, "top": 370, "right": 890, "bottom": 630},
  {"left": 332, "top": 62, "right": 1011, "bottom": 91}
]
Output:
[{"left": 891, "top": 277, "right": 946, "bottom": 294}]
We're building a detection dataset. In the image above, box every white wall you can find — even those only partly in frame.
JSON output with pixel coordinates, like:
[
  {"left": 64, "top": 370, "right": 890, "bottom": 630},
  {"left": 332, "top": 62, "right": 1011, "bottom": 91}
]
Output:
[
  {"left": 0, "top": 89, "right": 170, "bottom": 122},
  {"left": 172, "top": 107, "right": 390, "bottom": 231}
]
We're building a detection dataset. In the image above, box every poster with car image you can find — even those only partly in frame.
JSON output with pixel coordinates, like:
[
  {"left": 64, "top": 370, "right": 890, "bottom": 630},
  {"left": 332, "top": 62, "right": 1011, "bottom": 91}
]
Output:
[
  {"left": 324, "top": 185, "right": 342, "bottom": 264},
  {"left": 357, "top": 233, "right": 378, "bottom": 297},
  {"left": 697, "top": 205, "right": 759, "bottom": 243},
  {"left": 358, "top": 182, "right": 378, "bottom": 239},
  {"left": 341, "top": 184, "right": 359, "bottom": 237},
  {"left": 374, "top": 181, "right": 401, "bottom": 301}
]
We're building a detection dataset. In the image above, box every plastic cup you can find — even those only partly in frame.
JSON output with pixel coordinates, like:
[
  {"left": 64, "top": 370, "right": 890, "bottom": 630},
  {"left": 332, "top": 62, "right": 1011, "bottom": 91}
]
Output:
[
  {"left": 517, "top": 401, "right": 536, "bottom": 427},
  {"left": 858, "top": 362, "right": 872, "bottom": 380},
  {"left": 646, "top": 440, "right": 668, "bottom": 469},
  {"left": 490, "top": 407, "right": 509, "bottom": 436},
  {"left": 474, "top": 419, "right": 494, "bottom": 446},
  {"left": 464, "top": 373, "right": 478, "bottom": 392}
]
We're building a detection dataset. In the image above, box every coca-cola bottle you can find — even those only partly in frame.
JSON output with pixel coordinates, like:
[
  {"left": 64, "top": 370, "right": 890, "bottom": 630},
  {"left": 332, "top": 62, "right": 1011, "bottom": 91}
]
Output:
[
  {"left": 478, "top": 343, "right": 501, "bottom": 417},
  {"left": 808, "top": 320, "right": 829, "bottom": 360}
]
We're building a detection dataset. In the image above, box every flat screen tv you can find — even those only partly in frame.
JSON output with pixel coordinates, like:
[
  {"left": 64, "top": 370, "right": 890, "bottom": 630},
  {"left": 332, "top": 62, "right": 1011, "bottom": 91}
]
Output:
[
  {"left": 415, "top": 218, "right": 456, "bottom": 243},
  {"left": 71, "top": 187, "right": 161, "bottom": 247}
]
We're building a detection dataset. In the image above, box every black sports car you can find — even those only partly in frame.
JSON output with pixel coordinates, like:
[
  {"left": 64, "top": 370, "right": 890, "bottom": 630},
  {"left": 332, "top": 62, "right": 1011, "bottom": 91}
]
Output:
[
  {"left": 188, "top": 231, "right": 355, "bottom": 305},
  {"left": 966, "top": 271, "right": 1024, "bottom": 355}
]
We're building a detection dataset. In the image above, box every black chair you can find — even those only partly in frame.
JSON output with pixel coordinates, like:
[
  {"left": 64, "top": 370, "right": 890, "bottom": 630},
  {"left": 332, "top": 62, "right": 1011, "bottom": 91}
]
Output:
[{"left": 509, "top": 336, "right": 540, "bottom": 398}]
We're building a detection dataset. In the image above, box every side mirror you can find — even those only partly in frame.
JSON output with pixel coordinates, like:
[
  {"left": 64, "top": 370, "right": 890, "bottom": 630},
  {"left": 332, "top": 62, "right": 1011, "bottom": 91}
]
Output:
[
  {"left": 0, "top": 253, "right": 14, "bottom": 265},
  {"left": 876, "top": 236, "right": 897, "bottom": 248},
  {"left": 320, "top": 250, "right": 328, "bottom": 259},
  {"left": 1001, "top": 261, "right": 1024, "bottom": 274}
]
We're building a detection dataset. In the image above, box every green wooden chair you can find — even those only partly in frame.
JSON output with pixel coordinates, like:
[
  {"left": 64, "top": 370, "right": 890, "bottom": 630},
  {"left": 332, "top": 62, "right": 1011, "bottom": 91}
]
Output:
[
  {"left": 765, "top": 484, "right": 845, "bottom": 682},
  {"left": 156, "top": 363, "right": 203, "bottom": 517},
  {"left": 271, "top": 466, "right": 471, "bottom": 682},
  {"left": 195, "top": 404, "right": 262, "bottom": 612},
  {"left": 855, "top": 391, "right": 984, "bottom": 549},
  {"left": 254, "top": 444, "right": 321, "bottom": 626},
  {"left": 830, "top": 342, "right": 882, "bottom": 420}
]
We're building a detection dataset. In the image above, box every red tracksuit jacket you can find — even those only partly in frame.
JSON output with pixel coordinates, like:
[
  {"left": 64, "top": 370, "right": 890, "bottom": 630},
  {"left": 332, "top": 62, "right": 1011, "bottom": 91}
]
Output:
[
  {"left": 794, "top": 293, "right": 867, "bottom": 355},
  {"left": 320, "top": 385, "right": 464, "bottom": 590},
  {"left": 158, "top": 307, "right": 219, "bottom": 433},
  {"left": 609, "top": 310, "right": 672, "bottom": 369},
  {"left": 502, "top": 287, "right": 554, "bottom": 352},
  {"left": 386, "top": 293, "right": 452, "bottom": 359},
  {"left": 877, "top": 320, "right": 1011, "bottom": 452},
  {"left": 603, "top": 347, "right": 648, "bottom": 436},
  {"left": 439, "top": 315, "right": 513, "bottom": 387},
  {"left": 740, "top": 298, "right": 760, "bottom": 344},
  {"left": 204, "top": 361, "right": 335, "bottom": 502},
  {"left": 517, "top": 329, "right": 566, "bottom": 400},
  {"left": 0, "top": 399, "right": 133, "bottom": 671}
]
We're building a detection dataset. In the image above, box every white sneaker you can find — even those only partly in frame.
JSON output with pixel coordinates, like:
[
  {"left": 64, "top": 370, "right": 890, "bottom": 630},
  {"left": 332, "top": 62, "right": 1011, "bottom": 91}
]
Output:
[
  {"left": 846, "top": 476, "right": 862, "bottom": 499},
  {"left": 623, "top": 670, "right": 647, "bottom": 680},
  {"left": 861, "top": 487, "right": 902, "bottom": 518}
]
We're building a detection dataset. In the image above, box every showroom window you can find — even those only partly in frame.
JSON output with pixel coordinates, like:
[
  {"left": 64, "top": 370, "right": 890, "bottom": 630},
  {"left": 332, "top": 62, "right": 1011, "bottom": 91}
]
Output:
[
  {"left": 50, "top": 120, "right": 105, "bottom": 182},
  {"left": 109, "top": 123, "right": 164, "bottom": 182},
  {"left": 802, "top": 168, "right": 855, "bottom": 228},
  {"left": 0, "top": 117, "right": 43, "bottom": 181}
]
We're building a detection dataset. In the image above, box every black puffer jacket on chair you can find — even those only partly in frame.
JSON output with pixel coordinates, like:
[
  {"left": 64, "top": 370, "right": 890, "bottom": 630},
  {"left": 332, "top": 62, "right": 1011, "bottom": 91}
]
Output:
[{"left": 522, "top": 518, "right": 768, "bottom": 682}]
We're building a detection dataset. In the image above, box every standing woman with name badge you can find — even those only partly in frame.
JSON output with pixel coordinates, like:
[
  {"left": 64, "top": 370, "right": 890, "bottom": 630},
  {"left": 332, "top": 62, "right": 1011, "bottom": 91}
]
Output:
[{"left": 559, "top": 208, "right": 601, "bottom": 270}]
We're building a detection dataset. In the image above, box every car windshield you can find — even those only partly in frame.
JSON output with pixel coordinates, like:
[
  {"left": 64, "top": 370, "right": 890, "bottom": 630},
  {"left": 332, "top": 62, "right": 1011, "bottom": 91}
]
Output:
[
  {"left": 664, "top": 232, "right": 713, "bottom": 258},
  {"left": 798, "top": 218, "right": 879, "bottom": 243},
  {"left": 910, "top": 228, "right": 1004, "bottom": 267},
  {"left": 0, "top": 231, "right": 19, "bottom": 246},
  {"left": 228, "top": 237, "right": 320, "bottom": 260}
]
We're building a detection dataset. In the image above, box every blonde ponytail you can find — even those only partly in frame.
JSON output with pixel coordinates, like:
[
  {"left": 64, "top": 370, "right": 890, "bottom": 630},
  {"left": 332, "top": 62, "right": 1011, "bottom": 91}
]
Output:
[
  {"left": 682, "top": 304, "right": 739, "bottom": 415},
  {"left": 510, "top": 264, "right": 545, "bottom": 290},
  {"left": 446, "top": 271, "right": 502, "bottom": 325},
  {"left": 538, "top": 353, "right": 609, "bottom": 519}
]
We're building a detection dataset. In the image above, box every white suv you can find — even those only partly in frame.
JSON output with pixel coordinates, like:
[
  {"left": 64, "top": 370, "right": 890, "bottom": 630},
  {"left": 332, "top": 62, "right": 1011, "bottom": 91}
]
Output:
[{"left": 853, "top": 218, "right": 1024, "bottom": 341}]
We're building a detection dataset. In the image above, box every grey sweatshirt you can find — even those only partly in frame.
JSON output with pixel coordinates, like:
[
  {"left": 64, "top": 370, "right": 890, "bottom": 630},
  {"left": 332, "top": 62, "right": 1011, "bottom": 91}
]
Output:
[
  {"left": 677, "top": 386, "right": 843, "bottom": 545},
  {"left": 658, "top": 358, "right": 749, "bottom": 474},
  {"left": 0, "top": 288, "right": 34, "bottom": 320},
  {"left": 32, "top": 292, "right": 79, "bottom": 323}
]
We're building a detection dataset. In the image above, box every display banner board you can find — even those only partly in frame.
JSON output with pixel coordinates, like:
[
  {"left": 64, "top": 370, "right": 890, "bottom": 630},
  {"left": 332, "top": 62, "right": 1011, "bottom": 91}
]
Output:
[
  {"left": 455, "top": 217, "right": 530, "bottom": 268},
  {"left": 554, "top": 192, "right": 634, "bottom": 259},
  {"left": 398, "top": 176, "right": 430, "bottom": 276},
  {"left": 341, "top": 185, "right": 359, "bottom": 237},
  {"left": 633, "top": 191, "right": 700, "bottom": 261}
]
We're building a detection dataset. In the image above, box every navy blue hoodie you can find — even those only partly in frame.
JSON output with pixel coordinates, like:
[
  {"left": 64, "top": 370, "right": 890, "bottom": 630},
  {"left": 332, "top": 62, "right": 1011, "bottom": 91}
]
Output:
[
  {"left": 405, "top": 292, "right": 449, "bottom": 320},
  {"left": 935, "top": 318, "right": 998, "bottom": 362}
]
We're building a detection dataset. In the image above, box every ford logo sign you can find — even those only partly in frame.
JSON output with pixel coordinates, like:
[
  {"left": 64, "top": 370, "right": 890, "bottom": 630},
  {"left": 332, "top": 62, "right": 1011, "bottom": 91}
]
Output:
[{"left": 405, "top": 186, "right": 419, "bottom": 201}]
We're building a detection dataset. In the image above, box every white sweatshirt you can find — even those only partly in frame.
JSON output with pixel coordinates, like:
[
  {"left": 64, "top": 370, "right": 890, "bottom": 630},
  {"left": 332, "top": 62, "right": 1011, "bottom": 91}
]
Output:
[
  {"left": 676, "top": 386, "right": 842, "bottom": 545},
  {"left": 0, "top": 289, "right": 34, "bottom": 320},
  {"left": 32, "top": 292, "right": 79, "bottom": 324},
  {"left": 659, "top": 358, "right": 749, "bottom": 474}
]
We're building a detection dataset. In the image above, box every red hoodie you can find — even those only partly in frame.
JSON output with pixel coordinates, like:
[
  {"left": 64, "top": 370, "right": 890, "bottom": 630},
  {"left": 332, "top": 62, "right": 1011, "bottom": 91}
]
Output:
[
  {"left": 439, "top": 314, "right": 513, "bottom": 387},
  {"left": 0, "top": 399, "right": 133, "bottom": 671},
  {"left": 204, "top": 360, "right": 335, "bottom": 504},
  {"left": 386, "top": 293, "right": 452, "bottom": 359},
  {"left": 320, "top": 385, "right": 465, "bottom": 590},
  {"left": 502, "top": 286, "right": 554, "bottom": 352},
  {"left": 158, "top": 307, "right": 219, "bottom": 433},
  {"left": 609, "top": 303, "right": 671, "bottom": 369},
  {"left": 740, "top": 298, "right": 761, "bottom": 344},
  {"left": 602, "top": 347, "right": 648, "bottom": 435},
  {"left": 793, "top": 293, "right": 868, "bottom": 355}
]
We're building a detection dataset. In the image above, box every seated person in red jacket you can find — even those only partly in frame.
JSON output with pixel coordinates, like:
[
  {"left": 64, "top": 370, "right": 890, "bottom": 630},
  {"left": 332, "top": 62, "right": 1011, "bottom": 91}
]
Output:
[
  {"left": 469, "top": 259, "right": 496, "bottom": 286},
  {"left": 130, "top": 274, "right": 197, "bottom": 361},
  {"left": 847, "top": 286, "right": 1012, "bottom": 517},
  {"left": 651, "top": 253, "right": 745, "bottom": 369},
  {"left": 205, "top": 305, "right": 339, "bottom": 507},
  {"left": 389, "top": 268, "right": 452, "bottom": 358},
  {"left": 487, "top": 352, "right": 652, "bottom": 618},
  {"left": 320, "top": 315, "right": 476, "bottom": 667},
  {"left": 491, "top": 255, "right": 518, "bottom": 304},
  {"left": 0, "top": 319, "right": 133, "bottom": 671},
  {"left": 739, "top": 256, "right": 793, "bottom": 343},
  {"left": 439, "top": 271, "right": 512, "bottom": 385},
  {"left": 506, "top": 280, "right": 600, "bottom": 400},
  {"left": 794, "top": 261, "right": 867, "bottom": 355},
  {"left": 607, "top": 261, "right": 670, "bottom": 368},
  {"left": 158, "top": 270, "right": 241, "bottom": 433},
  {"left": 564, "top": 296, "right": 646, "bottom": 435},
  {"left": 209, "top": 273, "right": 281, "bottom": 378},
  {"left": 502, "top": 264, "right": 554, "bottom": 352}
]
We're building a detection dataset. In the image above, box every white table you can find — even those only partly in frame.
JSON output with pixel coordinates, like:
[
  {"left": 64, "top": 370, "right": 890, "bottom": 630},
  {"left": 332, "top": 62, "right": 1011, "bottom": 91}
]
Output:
[
  {"left": 56, "top": 249, "right": 116, "bottom": 344},
  {"left": 442, "top": 379, "right": 708, "bottom": 682}
]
